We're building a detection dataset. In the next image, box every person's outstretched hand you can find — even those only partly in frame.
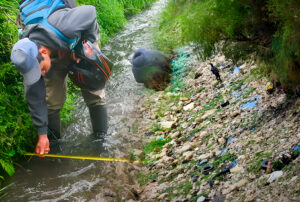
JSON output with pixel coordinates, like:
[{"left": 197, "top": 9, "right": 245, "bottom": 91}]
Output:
[{"left": 35, "top": 134, "right": 50, "bottom": 156}]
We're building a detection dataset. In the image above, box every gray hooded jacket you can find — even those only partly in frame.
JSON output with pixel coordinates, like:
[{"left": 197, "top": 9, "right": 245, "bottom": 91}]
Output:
[{"left": 20, "top": 4, "right": 100, "bottom": 135}]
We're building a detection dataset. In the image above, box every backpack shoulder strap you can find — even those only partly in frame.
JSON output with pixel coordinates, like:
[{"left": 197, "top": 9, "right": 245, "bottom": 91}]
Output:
[{"left": 19, "top": 0, "right": 77, "bottom": 47}]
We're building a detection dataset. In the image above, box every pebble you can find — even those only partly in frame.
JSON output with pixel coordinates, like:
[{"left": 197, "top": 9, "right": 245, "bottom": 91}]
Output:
[{"left": 197, "top": 196, "right": 206, "bottom": 202}]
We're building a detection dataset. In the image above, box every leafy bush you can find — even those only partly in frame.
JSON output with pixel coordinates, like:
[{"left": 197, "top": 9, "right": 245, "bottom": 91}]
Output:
[
  {"left": 119, "top": 0, "right": 157, "bottom": 16},
  {"left": 0, "top": 0, "right": 34, "bottom": 180},
  {"left": 154, "top": 0, "right": 300, "bottom": 92}
]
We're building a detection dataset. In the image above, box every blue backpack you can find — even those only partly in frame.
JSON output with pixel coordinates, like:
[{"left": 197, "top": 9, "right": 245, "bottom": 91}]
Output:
[{"left": 19, "top": 0, "right": 77, "bottom": 49}]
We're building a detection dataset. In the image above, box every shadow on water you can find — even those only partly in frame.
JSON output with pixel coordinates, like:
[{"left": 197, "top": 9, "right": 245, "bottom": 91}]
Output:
[{"left": 0, "top": 0, "right": 169, "bottom": 201}]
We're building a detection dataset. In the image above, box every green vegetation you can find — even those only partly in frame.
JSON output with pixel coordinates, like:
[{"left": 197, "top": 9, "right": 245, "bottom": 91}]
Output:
[
  {"left": 0, "top": 0, "right": 33, "bottom": 180},
  {"left": 137, "top": 170, "right": 160, "bottom": 186},
  {"left": 0, "top": 0, "right": 157, "bottom": 182},
  {"left": 157, "top": 178, "right": 192, "bottom": 201},
  {"left": 142, "top": 137, "right": 171, "bottom": 156},
  {"left": 154, "top": 0, "right": 300, "bottom": 93},
  {"left": 248, "top": 151, "right": 273, "bottom": 173}
]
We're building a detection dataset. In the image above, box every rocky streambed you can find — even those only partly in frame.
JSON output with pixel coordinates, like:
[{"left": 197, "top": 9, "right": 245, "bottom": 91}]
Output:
[{"left": 131, "top": 46, "right": 300, "bottom": 201}]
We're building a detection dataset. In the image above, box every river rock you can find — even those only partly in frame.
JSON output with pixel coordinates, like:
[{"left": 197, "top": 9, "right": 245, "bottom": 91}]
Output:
[
  {"left": 197, "top": 131, "right": 209, "bottom": 139},
  {"left": 230, "top": 111, "right": 240, "bottom": 118},
  {"left": 177, "top": 143, "right": 192, "bottom": 153},
  {"left": 160, "top": 121, "right": 175, "bottom": 129},
  {"left": 198, "top": 153, "right": 211, "bottom": 160},
  {"left": 218, "top": 137, "right": 226, "bottom": 145},
  {"left": 184, "top": 102, "right": 195, "bottom": 111},
  {"left": 183, "top": 151, "right": 194, "bottom": 162},
  {"left": 201, "top": 109, "right": 217, "bottom": 119},
  {"left": 170, "top": 131, "right": 181, "bottom": 139},
  {"left": 267, "top": 171, "right": 283, "bottom": 184}
]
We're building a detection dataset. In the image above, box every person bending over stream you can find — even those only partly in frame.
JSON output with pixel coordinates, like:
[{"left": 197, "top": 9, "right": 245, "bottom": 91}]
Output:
[{"left": 10, "top": 0, "right": 113, "bottom": 155}]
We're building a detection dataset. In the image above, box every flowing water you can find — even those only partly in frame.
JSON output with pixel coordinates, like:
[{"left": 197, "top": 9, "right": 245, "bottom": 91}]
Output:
[{"left": 0, "top": 0, "right": 168, "bottom": 201}]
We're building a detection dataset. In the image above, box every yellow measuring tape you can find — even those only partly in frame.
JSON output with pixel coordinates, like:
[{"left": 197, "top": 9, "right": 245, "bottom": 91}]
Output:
[{"left": 25, "top": 153, "right": 140, "bottom": 163}]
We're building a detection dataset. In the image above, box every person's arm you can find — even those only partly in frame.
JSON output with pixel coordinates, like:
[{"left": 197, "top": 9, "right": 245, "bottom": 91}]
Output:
[{"left": 25, "top": 77, "right": 50, "bottom": 155}]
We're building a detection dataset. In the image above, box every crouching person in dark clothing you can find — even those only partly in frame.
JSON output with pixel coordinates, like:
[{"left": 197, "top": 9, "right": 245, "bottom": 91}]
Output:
[
  {"left": 210, "top": 63, "right": 222, "bottom": 82},
  {"left": 132, "top": 48, "right": 171, "bottom": 91}
]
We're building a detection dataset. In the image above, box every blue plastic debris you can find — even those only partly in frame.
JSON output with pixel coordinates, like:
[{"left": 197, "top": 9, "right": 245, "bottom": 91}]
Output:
[
  {"left": 227, "top": 137, "right": 234, "bottom": 143},
  {"left": 198, "top": 160, "right": 209, "bottom": 166},
  {"left": 293, "top": 146, "right": 300, "bottom": 152},
  {"left": 220, "top": 147, "right": 228, "bottom": 156},
  {"left": 241, "top": 101, "right": 257, "bottom": 109},
  {"left": 232, "top": 91, "right": 242, "bottom": 100},
  {"left": 219, "top": 137, "right": 234, "bottom": 156},
  {"left": 233, "top": 66, "right": 240, "bottom": 74},
  {"left": 229, "top": 160, "right": 238, "bottom": 169}
]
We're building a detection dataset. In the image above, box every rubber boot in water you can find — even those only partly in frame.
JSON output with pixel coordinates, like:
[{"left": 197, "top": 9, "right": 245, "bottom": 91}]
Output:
[
  {"left": 47, "top": 109, "right": 62, "bottom": 154},
  {"left": 48, "top": 109, "right": 61, "bottom": 141},
  {"left": 88, "top": 105, "right": 108, "bottom": 140}
]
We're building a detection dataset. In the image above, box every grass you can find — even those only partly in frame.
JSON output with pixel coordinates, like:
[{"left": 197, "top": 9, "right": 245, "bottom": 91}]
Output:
[
  {"left": 137, "top": 170, "right": 160, "bottom": 186},
  {"left": 142, "top": 138, "right": 171, "bottom": 156},
  {"left": 247, "top": 151, "right": 273, "bottom": 173},
  {"left": 154, "top": 94, "right": 181, "bottom": 117}
]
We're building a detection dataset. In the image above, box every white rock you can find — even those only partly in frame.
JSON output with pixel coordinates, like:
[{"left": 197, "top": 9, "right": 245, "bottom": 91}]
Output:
[
  {"left": 197, "top": 196, "right": 206, "bottom": 202},
  {"left": 290, "top": 176, "right": 298, "bottom": 182},
  {"left": 160, "top": 121, "right": 175, "bottom": 129},
  {"left": 177, "top": 143, "right": 192, "bottom": 153},
  {"left": 184, "top": 102, "right": 195, "bottom": 111},
  {"left": 267, "top": 171, "right": 283, "bottom": 184},
  {"left": 198, "top": 153, "right": 211, "bottom": 160}
]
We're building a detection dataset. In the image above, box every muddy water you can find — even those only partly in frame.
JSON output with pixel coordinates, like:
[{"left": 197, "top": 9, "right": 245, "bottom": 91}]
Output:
[{"left": 0, "top": 0, "right": 168, "bottom": 201}]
